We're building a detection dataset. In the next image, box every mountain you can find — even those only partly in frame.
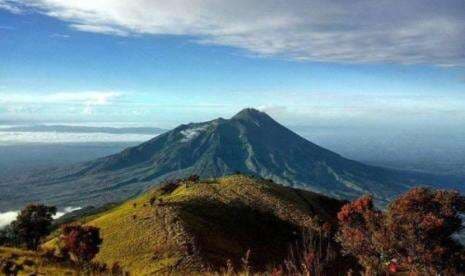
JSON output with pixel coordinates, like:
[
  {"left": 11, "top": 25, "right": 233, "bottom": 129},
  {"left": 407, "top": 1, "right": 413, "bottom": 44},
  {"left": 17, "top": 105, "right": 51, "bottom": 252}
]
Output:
[
  {"left": 0, "top": 108, "right": 462, "bottom": 211},
  {"left": 41, "top": 175, "right": 354, "bottom": 274}
]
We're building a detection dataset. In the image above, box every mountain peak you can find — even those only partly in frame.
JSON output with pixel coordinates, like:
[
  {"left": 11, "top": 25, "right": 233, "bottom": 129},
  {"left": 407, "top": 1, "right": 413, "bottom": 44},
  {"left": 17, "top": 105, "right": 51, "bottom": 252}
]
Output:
[
  {"left": 5, "top": 107, "right": 426, "bottom": 211},
  {"left": 232, "top": 108, "right": 271, "bottom": 121}
]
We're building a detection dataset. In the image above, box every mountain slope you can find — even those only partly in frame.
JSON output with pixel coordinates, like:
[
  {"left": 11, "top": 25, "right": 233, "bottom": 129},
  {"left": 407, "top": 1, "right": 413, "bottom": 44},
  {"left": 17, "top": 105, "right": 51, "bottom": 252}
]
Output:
[
  {"left": 45, "top": 175, "right": 349, "bottom": 274},
  {"left": 0, "top": 108, "right": 461, "bottom": 210}
]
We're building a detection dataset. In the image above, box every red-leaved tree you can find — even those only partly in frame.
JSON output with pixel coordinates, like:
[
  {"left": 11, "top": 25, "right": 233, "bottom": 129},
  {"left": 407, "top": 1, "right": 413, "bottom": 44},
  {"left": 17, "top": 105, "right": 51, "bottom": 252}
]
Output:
[
  {"left": 387, "top": 187, "right": 465, "bottom": 274},
  {"left": 337, "top": 188, "right": 465, "bottom": 274},
  {"left": 336, "top": 196, "right": 391, "bottom": 274},
  {"left": 59, "top": 225, "right": 103, "bottom": 266}
]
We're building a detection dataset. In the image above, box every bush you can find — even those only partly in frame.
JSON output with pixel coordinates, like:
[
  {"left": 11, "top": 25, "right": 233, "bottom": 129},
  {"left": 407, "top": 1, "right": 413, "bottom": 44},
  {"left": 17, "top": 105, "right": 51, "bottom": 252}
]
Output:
[
  {"left": 59, "top": 224, "right": 103, "bottom": 266},
  {"left": 337, "top": 188, "right": 465, "bottom": 274},
  {"left": 387, "top": 188, "right": 465, "bottom": 273},
  {"left": 159, "top": 180, "right": 180, "bottom": 194},
  {"left": 0, "top": 258, "right": 23, "bottom": 275},
  {"left": 187, "top": 174, "right": 200, "bottom": 182},
  {"left": 336, "top": 196, "right": 389, "bottom": 273},
  {"left": 110, "top": 262, "right": 125, "bottom": 275}
]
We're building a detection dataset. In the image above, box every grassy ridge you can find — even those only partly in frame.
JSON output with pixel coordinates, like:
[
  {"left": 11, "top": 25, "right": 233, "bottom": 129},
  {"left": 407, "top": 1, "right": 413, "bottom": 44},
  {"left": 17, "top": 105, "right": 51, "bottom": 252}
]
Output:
[{"left": 79, "top": 175, "right": 344, "bottom": 274}]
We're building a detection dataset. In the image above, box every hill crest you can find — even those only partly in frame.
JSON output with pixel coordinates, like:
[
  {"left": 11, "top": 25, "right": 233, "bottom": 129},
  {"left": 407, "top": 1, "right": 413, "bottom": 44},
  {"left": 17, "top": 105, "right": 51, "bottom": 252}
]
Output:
[{"left": 63, "top": 175, "right": 347, "bottom": 274}]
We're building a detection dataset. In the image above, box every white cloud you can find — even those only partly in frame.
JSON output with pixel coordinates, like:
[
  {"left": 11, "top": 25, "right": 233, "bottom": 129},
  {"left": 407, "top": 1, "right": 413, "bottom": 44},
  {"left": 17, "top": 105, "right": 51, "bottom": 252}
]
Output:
[
  {"left": 0, "top": 207, "right": 81, "bottom": 229},
  {"left": 251, "top": 90, "right": 465, "bottom": 127},
  {"left": 0, "top": 91, "right": 121, "bottom": 104},
  {"left": 0, "top": 211, "right": 18, "bottom": 228},
  {"left": 71, "top": 24, "right": 129, "bottom": 36},
  {"left": 53, "top": 206, "right": 82, "bottom": 218},
  {"left": 0, "top": 131, "right": 155, "bottom": 145},
  {"left": 2, "top": 0, "right": 465, "bottom": 65},
  {"left": 0, "top": 0, "right": 22, "bottom": 14},
  {"left": 45, "top": 91, "right": 121, "bottom": 105},
  {"left": 257, "top": 105, "right": 288, "bottom": 117},
  {"left": 0, "top": 91, "right": 122, "bottom": 116},
  {"left": 50, "top": 33, "right": 70, "bottom": 38},
  {"left": 180, "top": 125, "right": 209, "bottom": 142}
]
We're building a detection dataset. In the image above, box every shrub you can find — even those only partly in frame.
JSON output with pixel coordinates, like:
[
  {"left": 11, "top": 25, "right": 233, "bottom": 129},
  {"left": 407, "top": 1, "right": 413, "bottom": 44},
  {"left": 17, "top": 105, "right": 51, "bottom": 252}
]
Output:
[
  {"left": 0, "top": 258, "right": 23, "bottom": 275},
  {"left": 386, "top": 187, "right": 465, "bottom": 273},
  {"left": 337, "top": 188, "right": 465, "bottom": 274},
  {"left": 110, "top": 262, "right": 125, "bottom": 275},
  {"left": 281, "top": 228, "right": 360, "bottom": 275},
  {"left": 336, "top": 196, "right": 390, "bottom": 273},
  {"left": 59, "top": 224, "right": 103, "bottom": 266},
  {"left": 187, "top": 174, "right": 200, "bottom": 182},
  {"left": 159, "top": 180, "right": 180, "bottom": 194}
]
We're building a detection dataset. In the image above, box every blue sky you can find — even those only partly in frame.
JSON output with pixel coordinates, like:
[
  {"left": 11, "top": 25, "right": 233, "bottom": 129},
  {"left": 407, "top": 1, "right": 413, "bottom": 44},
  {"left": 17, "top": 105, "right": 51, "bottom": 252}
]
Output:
[{"left": 1, "top": 1, "right": 465, "bottom": 129}]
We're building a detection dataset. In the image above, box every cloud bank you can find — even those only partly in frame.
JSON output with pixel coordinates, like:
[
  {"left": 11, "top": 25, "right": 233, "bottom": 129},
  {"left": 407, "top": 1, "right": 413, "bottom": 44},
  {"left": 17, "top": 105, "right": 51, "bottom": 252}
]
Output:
[
  {"left": 1, "top": 0, "right": 465, "bottom": 66},
  {"left": 0, "top": 206, "right": 81, "bottom": 228},
  {"left": 0, "top": 211, "right": 18, "bottom": 228},
  {"left": 0, "top": 131, "right": 156, "bottom": 145}
]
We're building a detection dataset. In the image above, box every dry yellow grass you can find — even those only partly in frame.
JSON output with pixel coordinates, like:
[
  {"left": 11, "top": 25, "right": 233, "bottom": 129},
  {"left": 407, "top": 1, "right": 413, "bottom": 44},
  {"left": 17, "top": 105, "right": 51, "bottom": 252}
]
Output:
[
  {"left": 0, "top": 246, "right": 76, "bottom": 275},
  {"left": 7, "top": 175, "right": 344, "bottom": 275},
  {"left": 83, "top": 175, "right": 343, "bottom": 274}
]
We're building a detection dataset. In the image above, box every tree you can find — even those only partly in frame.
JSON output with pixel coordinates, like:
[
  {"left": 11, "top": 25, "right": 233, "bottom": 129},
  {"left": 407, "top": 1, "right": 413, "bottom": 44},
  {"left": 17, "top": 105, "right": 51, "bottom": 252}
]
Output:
[
  {"left": 336, "top": 196, "right": 390, "bottom": 274},
  {"left": 386, "top": 187, "right": 465, "bottom": 274},
  {"left": 59, "top": 225, "right": 103, "bottom": 266},
  {"left": 11, "top": 204, "right": 57, "bottom": 250},
  {"left": 337, "top": 188, "right": 465, "bottom": 274},
  {"left": 0, "top": 225, "right": 19, "bottom": 247}
]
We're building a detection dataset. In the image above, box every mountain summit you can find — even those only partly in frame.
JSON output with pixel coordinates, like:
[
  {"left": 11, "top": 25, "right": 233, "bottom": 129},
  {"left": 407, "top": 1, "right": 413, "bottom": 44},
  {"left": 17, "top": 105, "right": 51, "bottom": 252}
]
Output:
[
  {"left": 231, "top": 107, "right": 270, "bottom": 120},
  {"left": 0, "top": 108, "right": 454, "bottom": 210}
]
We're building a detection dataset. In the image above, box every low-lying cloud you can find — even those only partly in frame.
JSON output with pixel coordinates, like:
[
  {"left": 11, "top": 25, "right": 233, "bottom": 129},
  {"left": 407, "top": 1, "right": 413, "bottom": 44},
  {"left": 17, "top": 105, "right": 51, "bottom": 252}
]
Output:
[
  {"left": 54, "top": 206, "right": 82, "bottom": 219},
  {"left": 0, "top": 131, "right": 155, "bottom": 145},
  {"left": 0, "top": 206, "right": 82, "bottom": 229},
  {"left": 0, "top": 211, "right": 18, "bottom": 229},
  {"left": 1, "top": 0, "right": 465, "bottom": 66}
]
